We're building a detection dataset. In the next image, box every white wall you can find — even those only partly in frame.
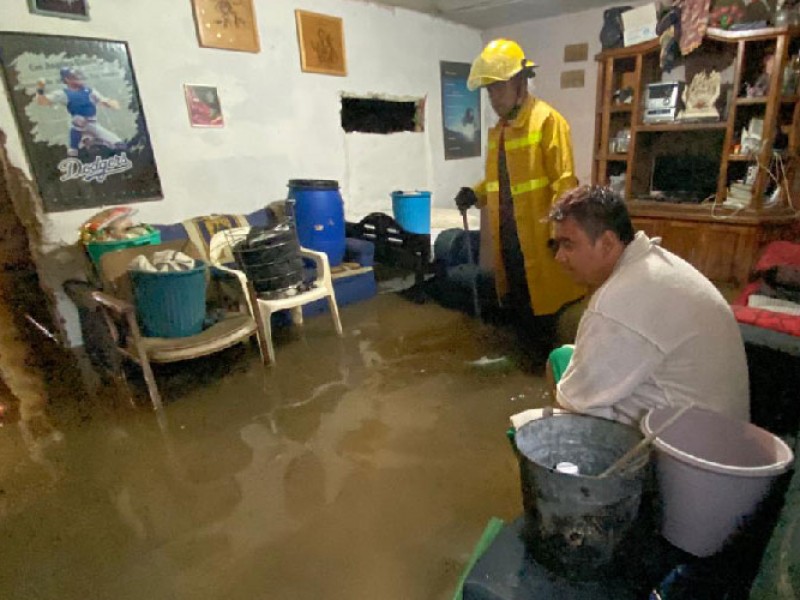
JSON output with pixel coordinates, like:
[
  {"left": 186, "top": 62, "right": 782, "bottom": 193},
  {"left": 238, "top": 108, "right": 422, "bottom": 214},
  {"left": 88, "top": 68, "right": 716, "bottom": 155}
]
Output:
[
  {"left": 482, "top": 1, "right": 649, "bottom": 184},
  {"left": 0, "top": 0, "right": 485, "bottom": 345}
]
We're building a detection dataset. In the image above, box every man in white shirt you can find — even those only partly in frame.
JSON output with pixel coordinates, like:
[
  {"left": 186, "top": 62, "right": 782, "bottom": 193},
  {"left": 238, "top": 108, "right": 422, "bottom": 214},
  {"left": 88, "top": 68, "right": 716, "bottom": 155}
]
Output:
[{"left": 546, "top": 185, "right": 750, "bottom": 425}]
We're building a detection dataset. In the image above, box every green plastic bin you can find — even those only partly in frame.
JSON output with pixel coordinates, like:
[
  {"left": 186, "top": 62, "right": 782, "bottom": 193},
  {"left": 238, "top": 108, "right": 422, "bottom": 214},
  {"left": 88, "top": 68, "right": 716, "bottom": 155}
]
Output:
[
  {"left": 85, "top": 227, "right": 161, "bottom": 267},
  {"left": 129, "top": 261, "right": 207, "bottom": 338}
]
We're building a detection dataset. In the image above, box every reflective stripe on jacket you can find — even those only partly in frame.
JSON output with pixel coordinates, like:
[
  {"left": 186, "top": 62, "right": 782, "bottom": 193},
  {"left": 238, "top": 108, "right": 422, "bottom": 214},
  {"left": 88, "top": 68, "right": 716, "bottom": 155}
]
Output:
[{"left": 474, "top": 96, "right": 586, "bottom": 315}]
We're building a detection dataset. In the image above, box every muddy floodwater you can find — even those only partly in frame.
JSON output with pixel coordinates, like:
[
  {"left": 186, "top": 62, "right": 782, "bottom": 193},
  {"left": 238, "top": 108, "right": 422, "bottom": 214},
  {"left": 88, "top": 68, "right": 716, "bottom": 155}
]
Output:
[{"left": 0, "top": 294, "right": 552, "bottom": 600}]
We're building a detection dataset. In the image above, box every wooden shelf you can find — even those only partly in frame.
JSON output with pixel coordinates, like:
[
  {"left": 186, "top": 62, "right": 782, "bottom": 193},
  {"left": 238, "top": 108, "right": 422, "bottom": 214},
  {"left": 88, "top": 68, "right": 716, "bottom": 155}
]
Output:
[
  {"left": 628, "top": 199, "right": 797, "bottom": 224},
  {"left": 636, "top": 122, "right": 728, "bottom": 132},
  {"left": 706, "top": 25, "right": 800, "bottom": 42},
  {"left": 593, "top": 28, "right": 800, "bottom": 285},
  {"left": 736, "top": 97, "right": 768, "bottom": 105},
  {"left": 736, "top": 95, "right": 799, "bottom": 105}
]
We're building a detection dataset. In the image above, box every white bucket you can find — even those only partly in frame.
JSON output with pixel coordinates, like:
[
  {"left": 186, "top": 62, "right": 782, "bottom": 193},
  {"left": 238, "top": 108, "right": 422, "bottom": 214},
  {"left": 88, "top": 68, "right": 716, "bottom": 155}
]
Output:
[{"left": 642, "top": 406, "right": 794, "bottom": 557}]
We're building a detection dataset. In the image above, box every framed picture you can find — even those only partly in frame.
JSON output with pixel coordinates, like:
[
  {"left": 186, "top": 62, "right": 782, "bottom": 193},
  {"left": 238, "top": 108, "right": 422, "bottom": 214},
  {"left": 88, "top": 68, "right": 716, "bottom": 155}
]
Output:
[
  {"left": 440, "top": 61, "right": 481, "bottom": 160},
  {"left": 191, "top": 0, "right": 260, "bottom": 53},
  {"left": 295, "top": 10, "right": 347, "bottom": 77},
  {"left": 27, "top": 0, "right": 90, "bottom": 20},
  {"left": 0, "top": 33, "right": 162, "bottom": 213},
  {"left": 184, "top": 84, "right": 224, "bottom": 128}
]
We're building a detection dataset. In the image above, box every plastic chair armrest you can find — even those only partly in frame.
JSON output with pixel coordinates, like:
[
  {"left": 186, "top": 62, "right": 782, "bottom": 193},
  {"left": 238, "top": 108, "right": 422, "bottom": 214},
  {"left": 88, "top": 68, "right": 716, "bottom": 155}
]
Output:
[
  {"left": 299, "top": 247, "right": 330, "bottom": 281},
  {"left": 209, "top": 264, "right": 253, "bottom": 314}
]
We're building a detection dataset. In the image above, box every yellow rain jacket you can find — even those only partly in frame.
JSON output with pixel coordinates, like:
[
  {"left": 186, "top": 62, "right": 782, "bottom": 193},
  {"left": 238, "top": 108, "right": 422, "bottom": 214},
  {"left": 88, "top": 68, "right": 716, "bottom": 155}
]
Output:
[{"left": 474, "top": 96, "right": 586, "bottom": 316}]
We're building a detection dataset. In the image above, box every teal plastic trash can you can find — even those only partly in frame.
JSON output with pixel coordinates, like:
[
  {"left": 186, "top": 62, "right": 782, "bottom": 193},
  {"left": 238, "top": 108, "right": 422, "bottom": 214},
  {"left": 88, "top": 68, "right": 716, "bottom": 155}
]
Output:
[
  {"left": 391, "top": 190, "right": 431, "bottom": 234},
  {"left": 130, "top": 261, "right": 207, "bottom": 338}
]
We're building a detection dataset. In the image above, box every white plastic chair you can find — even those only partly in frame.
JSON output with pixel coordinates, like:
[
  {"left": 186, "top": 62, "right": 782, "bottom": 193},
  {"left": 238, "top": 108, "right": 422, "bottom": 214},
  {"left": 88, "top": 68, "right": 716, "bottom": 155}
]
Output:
[{"left": 209, "top": 226, "right": 343, "bottom": 364}]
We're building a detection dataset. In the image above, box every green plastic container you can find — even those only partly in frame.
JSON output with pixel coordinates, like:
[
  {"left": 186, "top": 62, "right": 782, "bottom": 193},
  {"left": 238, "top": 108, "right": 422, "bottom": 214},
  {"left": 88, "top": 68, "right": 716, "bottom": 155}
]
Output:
[
  {"left": 130, "top": 261, "right": 207, "bottom": 338},
  {"left": 85, "top": 226, "right": 161, "bottom": 266}
]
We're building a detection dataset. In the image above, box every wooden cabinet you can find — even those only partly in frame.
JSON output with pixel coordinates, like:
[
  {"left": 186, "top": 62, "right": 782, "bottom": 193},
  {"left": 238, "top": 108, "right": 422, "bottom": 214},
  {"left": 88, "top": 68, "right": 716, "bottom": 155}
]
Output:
[{"left": 593, "top": 27, "right": 799, "bottom": 285}]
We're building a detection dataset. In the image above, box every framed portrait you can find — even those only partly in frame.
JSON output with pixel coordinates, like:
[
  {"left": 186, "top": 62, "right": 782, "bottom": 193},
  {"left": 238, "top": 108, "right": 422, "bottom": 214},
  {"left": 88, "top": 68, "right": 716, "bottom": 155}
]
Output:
[
  {"left": 27, "top": 0, "right": 90, "bottom": 20},
  {"left": 184, "top": 84, "right": 224, "bottom": 128},
  {"left": 440, "top": 61, "right": 481, "bottom": 160},
  {"left": 295, "top": 10, "right": 347, "bottom": 77},
  {"left": 191, "top": 0, "right": 260, "bottom": 53},
  {"left": 0, "top": 33, "right": 163, "bottom": 213}
]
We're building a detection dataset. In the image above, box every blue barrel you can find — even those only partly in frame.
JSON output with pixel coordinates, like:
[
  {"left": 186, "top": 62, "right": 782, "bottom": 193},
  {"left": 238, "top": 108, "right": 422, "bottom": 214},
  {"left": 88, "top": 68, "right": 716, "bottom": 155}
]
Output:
[
  {"left": 391, "top": 190, "right": 431, "bottom": 234},
  {"left": 130, "top": 261, "right": 207, "bottom": 338},
  {"left": 287, "top": 179, "right": 345, "bottom": 267}
]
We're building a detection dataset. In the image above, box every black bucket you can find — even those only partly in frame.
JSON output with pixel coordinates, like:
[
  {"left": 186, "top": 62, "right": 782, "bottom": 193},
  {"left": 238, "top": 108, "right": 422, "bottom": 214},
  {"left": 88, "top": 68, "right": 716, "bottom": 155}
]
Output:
[
  {"left": 232, "top": 223, "right": 305, "bottom": 294},
  {"left": 514, "top": 413, "right": 649, "bottom": 580}
]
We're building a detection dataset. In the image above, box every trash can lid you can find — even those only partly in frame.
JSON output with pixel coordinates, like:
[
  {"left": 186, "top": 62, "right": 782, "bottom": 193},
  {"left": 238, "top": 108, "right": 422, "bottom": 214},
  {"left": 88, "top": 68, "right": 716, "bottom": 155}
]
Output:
[{"left": 288, "top": 179, "right": 339, "bottom": 189}]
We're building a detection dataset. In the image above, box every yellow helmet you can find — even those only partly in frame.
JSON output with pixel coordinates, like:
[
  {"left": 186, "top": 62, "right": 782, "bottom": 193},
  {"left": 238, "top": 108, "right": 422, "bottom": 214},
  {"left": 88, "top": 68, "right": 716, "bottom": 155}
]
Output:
[{"left": 467, "top": 39, "right": 536, "bottom": 91}]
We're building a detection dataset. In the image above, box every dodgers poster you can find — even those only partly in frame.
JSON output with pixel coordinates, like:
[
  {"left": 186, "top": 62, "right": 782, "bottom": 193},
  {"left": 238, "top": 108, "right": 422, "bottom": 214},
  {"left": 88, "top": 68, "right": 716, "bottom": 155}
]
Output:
[{"left": 0, "top": 32, "right": 162, "bottom": 212}]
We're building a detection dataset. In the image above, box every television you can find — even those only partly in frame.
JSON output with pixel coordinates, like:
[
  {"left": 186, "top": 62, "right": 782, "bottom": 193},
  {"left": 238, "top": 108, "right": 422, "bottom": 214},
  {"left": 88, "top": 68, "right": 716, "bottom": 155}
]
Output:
[{"left": 649, "top": 154, "right": 719, "bottom": 203}]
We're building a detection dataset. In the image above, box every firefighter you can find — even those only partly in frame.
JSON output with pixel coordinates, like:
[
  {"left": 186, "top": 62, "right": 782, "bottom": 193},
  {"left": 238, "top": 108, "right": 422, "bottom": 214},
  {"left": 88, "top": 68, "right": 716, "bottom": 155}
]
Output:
[{"left": 455, "top": 38, "right": 585, "bottom": 355}]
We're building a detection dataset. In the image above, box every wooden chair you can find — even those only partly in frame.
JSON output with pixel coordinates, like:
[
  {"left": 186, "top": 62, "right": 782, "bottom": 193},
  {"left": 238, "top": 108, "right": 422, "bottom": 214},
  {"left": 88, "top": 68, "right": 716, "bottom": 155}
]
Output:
[
  {"left": 209, "top": 227, "right": 343, "bottom": 365},
  {"left": 90, "top": 239, "right": 261, "bottom": 411}
]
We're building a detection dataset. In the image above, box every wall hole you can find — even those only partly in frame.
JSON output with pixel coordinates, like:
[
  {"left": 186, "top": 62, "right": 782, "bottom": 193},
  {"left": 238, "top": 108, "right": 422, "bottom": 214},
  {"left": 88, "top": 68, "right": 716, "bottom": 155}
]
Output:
[{"left": 341, "top": 97, "right": 424, "bottom": 134}]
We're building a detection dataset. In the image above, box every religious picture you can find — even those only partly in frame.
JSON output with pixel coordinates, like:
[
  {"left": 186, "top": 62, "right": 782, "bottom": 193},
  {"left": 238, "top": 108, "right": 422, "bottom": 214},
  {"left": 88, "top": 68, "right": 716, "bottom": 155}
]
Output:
[
  {"left": 184, "top": 84, "right": 224, "bottom": 128},
  {"left": 0, "top": 33, "right": 162, "bottom": 212},
  {"left": 28, "top": 0, "right": 90, "bottom": 20},
  {"left": 440, "top": 61, "right": 481, "bottom": 160},
  {"left": 191, "top": 0, "right": 260, "bottom": 53},
  {"left": 295, "top": 10, "right": 347, "bottom": 76}
]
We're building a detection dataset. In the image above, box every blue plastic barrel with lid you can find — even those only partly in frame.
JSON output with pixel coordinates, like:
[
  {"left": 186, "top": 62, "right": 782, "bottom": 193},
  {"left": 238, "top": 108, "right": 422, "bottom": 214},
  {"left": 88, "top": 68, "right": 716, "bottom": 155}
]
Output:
[{"left": 287, "top": 179, "right": 346, "bottom": 267}]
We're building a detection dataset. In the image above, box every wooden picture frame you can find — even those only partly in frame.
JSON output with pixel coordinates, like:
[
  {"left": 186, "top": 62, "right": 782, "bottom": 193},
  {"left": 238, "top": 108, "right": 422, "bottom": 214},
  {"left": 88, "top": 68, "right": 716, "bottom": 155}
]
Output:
[
  {"left": 295, "top": 10, "right": 347, "bottom": 77},
  {"left": 191, "top": 0, "right": 260, "bottom": 53},
  {"left": 28, "top": 0, "right": 90, "bottom": 20},
  {"left": 184, "top": 84, "right": 224, "bottom": 128}
]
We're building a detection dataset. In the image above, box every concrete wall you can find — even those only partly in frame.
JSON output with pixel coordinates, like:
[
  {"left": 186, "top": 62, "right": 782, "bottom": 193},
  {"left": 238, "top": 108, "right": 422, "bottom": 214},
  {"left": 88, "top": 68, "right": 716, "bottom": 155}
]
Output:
[
  {"left": 482, "top": 1, "right": 649, "bottom": 184},
  {"left": 0, "top": 0, "right": 485, "bottom": 345}
]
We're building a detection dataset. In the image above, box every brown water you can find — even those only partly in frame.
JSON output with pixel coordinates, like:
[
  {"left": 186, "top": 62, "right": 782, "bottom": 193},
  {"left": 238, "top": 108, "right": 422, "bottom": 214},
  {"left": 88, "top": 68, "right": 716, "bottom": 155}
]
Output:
[{"left": 0, "top": 294, "right": 550, "bottom": 600}]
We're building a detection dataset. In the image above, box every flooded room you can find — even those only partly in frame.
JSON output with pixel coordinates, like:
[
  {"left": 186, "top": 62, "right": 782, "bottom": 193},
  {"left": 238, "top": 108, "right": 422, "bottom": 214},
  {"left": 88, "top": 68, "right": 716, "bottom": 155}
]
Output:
[{"left": 2, "top": 1, "right": 800, "bottom": 599}]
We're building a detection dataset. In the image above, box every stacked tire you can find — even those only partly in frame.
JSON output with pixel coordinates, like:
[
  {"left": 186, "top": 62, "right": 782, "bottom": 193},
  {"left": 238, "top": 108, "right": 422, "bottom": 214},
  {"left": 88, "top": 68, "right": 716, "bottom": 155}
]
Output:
[{"left": 233, "top": 223, "right": 305, "bottom": 294}]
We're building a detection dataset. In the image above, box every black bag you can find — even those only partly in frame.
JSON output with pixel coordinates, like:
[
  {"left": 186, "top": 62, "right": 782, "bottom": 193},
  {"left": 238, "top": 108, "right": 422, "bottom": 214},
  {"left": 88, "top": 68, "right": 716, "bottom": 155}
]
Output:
[{"left": 600, "top": 6, "right": 632, "bottom": 50}]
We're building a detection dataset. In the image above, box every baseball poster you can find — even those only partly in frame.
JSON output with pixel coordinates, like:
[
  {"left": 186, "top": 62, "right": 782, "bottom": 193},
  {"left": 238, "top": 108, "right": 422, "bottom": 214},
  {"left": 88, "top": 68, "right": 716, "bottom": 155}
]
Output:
[{"left": 0, "top": 33, "right": 162, "bottom": 212}]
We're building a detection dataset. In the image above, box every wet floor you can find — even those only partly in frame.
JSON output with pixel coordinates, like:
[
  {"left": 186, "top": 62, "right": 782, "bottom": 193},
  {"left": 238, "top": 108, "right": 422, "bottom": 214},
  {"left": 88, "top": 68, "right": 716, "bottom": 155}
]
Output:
[{"left": 0, "top": 293, "right": 552, "bottom": 600}]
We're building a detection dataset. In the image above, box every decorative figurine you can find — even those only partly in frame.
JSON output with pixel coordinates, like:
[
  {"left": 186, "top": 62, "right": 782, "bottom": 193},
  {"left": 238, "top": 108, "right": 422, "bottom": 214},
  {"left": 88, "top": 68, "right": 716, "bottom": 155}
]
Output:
[
  {"left": 746, "top": 53, "right": 774, "bottom": 98},
  {"left": 678, "top": 70, "right": 721, "bottom": 121}
]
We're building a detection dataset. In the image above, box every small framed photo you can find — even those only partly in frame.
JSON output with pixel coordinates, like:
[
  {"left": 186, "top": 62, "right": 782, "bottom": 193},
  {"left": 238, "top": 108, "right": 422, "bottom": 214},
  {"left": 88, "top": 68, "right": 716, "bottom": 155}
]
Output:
[
  {"left": 295, "top": 10, "right": 347, "bottom": 77},
  {"left": 184, "top": 84, "right": 224, "bottom": 128},
  {"left": 191, "top": 0, "right": 260, "bottom": 53},
  {"left": 28, "top": 0, "right": 90, "bottom": 20}
]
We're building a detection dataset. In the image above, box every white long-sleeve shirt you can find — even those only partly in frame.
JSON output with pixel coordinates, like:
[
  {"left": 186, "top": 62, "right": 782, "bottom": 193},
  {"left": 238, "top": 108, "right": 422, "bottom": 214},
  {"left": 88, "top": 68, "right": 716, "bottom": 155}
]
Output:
[{"left": 557, "top": 232, "right": 750, "bottom": 425}]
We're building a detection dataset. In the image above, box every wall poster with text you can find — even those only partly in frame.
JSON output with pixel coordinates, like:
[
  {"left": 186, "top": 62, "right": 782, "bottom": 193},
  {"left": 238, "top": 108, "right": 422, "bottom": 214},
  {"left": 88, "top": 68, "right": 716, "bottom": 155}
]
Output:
[
  {"left": 440, "top": 61, "right": 481, "bottom": 160},
  {"left": 0, "top": 32, "right": 162, "bottom": 213}
]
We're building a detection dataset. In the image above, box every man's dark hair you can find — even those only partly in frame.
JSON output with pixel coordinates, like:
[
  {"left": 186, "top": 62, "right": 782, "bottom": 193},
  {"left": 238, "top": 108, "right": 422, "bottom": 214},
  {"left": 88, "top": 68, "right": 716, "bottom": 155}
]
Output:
[{"left": 548, "top": 185, "right": 635, "bottom": 245}]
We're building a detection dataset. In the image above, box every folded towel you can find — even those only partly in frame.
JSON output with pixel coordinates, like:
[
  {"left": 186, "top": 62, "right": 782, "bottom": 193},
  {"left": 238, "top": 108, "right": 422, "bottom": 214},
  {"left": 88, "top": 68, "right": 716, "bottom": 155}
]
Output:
[{"left": 747, "top": 294, "right": 800, "bottom": 316}]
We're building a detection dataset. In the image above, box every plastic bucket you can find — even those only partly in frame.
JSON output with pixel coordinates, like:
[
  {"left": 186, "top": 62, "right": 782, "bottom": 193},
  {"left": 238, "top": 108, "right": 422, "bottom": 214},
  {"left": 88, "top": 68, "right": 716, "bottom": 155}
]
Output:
[
  {"left": 232, "top": 224, "right": 304, "bottom": 294},
  {"left": 130, "top": 261, "right": 207, "bottom": 338},
  {"left": 514, "top": 413, "right": 649, "bottom": 579},
  {"left": 391, "top": 190, "right": 431, "bottom": 234},
  {"left": 642, "top": 406, "right": 794, "bottom": 557},
  {"left": 85, "top": 226, "right": 161, "bottom": 266},
  {"left": 287, "top": 179, "right": 345, "bottom": 267}
]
